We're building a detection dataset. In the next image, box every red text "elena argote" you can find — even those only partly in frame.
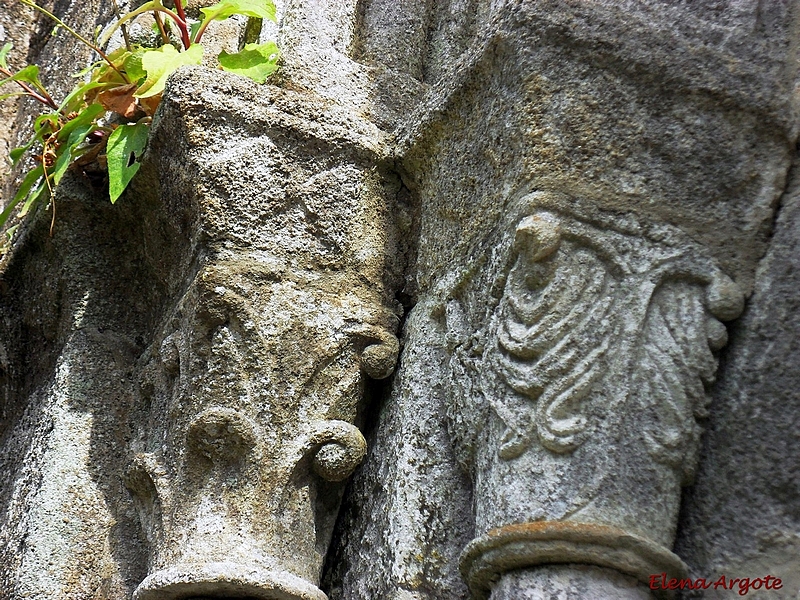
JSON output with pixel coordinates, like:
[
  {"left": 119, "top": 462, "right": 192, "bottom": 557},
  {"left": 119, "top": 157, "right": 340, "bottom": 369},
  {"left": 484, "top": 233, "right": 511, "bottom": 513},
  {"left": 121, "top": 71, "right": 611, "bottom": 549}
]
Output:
[{"left": 649, "top": 573, "right": 783, "bottom": 596}]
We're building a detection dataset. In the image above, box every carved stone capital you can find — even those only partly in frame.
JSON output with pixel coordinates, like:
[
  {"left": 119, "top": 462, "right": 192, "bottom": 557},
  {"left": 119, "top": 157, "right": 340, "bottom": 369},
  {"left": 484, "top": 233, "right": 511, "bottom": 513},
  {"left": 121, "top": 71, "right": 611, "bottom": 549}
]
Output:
[
  {"left": 445, "top": 192, "right": 744, "bottom": 592},
  {"left": 121, "top": 70, "right": 402, "bottom": 600}
]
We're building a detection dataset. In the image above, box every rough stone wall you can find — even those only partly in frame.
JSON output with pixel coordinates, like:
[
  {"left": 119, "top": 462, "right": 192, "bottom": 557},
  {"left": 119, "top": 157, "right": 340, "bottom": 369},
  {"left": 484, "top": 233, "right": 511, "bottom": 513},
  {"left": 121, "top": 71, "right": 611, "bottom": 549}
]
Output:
[
  {"left": 1, "top": 1, "right": 799, "bottom": 599},
  {"left": 674, "top": 155, "right": 800, "bottom": 598},
  {"left": 0, "top": 0, "right": 106, "bottom": 200}
]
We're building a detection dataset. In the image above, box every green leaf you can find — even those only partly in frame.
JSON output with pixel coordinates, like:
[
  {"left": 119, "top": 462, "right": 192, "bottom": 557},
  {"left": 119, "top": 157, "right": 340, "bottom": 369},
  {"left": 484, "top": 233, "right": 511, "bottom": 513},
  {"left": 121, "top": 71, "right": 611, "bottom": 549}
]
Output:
[
  {"left": 52, "top": 122, "right": 98, "bottom": 186},
  {"left": 14, "top": 165, "right": 45, "bottom": 203},
  {"left": 200, "top": 0, "right": 276, "bottom": 23},
  {"left": 0, "top": 91, "right": 29, "bottom": 101},
  {"left": 34, "top": 112, "right": 59, "bottom": 138},
  {"left": 0, "top": 62, "right": 50, "bottom": 98},
  {"left": 58, "top": 81, "right": 115, "bottom": 114},
  {"left": 0, "top": 43, "right": 12, "bottom": 70},
  {"left": 0, "top": 64, "right": 42, "bottom": 89},
  {"left": 56, "top": 103, "right": 104, "bottom": 143},
  {"left": 10, "top": 135, "right": 38, "bottom": 166},
  {"left": 0, "top": 197, "right": 21, "bottom": 230},
  {"left": 218, "top": 42, "right": 279, "bottom": 84},
  {"left": 20, "top": 178, "right": 48, "bottom": 217},
  {"left": 50, "top": 147, "right": 72, "bottom": 188},
  {"left": 124, "top": 49, "right": 147, "bottom": 83},
  {"left": 105, "top": 46, "right": 134, "bottom": 65},
  {"left": 106, "top": 122, "right": 149, "bottom": 203},
  {"left": 134, "top": 44, "right": 203, "bottom": 98},
  {"left": 190, "top": 20, "right": 202, "bottom": 42},
  {"left": 12, "top": 165, "right": 44, "bottom": 202},
  {"left": 73, "top": 58, "right": 105, "bottom": 78},
  {"left": 0, "top": 164, "right": 44, "bottom": 228},
  {"left": 242, "top": 16, "right": 262, "bottom": 45}
]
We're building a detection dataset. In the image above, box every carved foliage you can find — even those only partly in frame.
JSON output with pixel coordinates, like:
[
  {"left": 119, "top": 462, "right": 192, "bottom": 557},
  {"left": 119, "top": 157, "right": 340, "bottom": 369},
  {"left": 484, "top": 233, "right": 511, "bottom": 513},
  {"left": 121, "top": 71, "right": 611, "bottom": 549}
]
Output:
[
  {"left": 448, "top": 210, "right": 743, "bottom": 483},
  {"left": 125, "top": 257, "right": 399, "bottom": 596}
]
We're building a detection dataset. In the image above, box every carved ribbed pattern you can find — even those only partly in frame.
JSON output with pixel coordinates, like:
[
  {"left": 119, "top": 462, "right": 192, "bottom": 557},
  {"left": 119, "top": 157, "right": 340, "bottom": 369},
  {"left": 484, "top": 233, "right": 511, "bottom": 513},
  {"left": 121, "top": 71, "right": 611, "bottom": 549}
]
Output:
[
  {"left": 634, "top": 282, "right": 717, "bottom": 482},
  {"left": 447, "top": 208, "right": 743, "bottom": 486},
  {"left": 492, "top": 243, "right": 615, "bottom": 456}
]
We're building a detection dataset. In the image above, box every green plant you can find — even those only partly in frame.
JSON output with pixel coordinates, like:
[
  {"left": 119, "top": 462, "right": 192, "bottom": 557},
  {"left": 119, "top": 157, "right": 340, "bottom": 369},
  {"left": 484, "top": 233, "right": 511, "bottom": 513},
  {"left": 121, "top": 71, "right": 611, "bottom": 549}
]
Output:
[{"left": 0, "top": 0, "right": 279, "bottom": 235}]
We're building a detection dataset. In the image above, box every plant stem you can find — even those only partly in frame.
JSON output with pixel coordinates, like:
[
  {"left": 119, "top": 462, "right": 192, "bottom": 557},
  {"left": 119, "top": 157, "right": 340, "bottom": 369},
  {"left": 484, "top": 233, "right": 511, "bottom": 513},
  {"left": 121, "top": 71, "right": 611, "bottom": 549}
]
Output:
[
  {"left": 0, "top": 65, "right": 59, "bottom": 109},
  {"left": 153, "top": 11, "right": 170, "bottom": 46},
  {"left": 171, "top": 0, "right": 190, "bottom": 48},
  {"left": 110, "top": 0, "right": 132, "bottom": 52},
  {"left": 40, "top": 153, "right": 55, "bottom": 235},
  {"left": 242, "top": 17, "right": 263, "bottom": 49},
  {"left": 49, "top": 190, "right": 56, "bottom": 236},
  {"left": 20, "top": 0, "right": 131, "bottom": 84},
  {"left": 99, "top": 1, "right": 190, "bottom": 51}
]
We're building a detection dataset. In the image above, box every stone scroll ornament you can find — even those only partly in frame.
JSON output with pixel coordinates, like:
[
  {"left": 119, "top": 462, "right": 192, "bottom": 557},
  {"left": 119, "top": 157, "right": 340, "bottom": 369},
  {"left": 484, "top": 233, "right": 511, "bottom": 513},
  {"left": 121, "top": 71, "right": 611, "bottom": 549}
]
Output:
[
  {"left": 125, "top": 259, "right": 399, "bottom": 600},
  {"left": 446, "top": 203, "right": 744, "bottom": 598}
]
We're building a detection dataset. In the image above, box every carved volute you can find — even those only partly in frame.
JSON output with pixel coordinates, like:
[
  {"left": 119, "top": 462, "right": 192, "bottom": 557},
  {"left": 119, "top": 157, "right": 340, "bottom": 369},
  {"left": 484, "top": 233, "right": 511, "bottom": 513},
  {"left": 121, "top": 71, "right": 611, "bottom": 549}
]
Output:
[{"left": 128, "top": 264, "right": 397, "bottom": 600}]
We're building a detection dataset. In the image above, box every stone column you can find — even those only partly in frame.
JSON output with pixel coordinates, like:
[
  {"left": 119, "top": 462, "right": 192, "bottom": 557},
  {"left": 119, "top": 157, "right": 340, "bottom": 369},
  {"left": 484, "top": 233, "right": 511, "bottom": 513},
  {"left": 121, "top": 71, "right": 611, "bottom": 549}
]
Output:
[
  {"left": 446, "top": 197, "right": 743, "bottom": 599},
  {"left": 394, "top": 1, "right": 799, "bottom": 597},
  {"left": 121, "top": 67, "right": 402, "bottom": 600}
]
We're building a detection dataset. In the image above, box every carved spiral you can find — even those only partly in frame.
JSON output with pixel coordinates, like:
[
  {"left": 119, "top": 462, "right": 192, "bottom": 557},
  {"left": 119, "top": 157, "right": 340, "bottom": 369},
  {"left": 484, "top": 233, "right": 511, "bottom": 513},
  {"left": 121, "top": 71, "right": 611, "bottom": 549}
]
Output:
[
  {"left": 361, "top": 336, "right": 400, "bottom": 380},
  {"left": 307, "top": 420, "right": 367, "bottom": 482},
  {"left": 186, "top": 407, "right": 258, "bottom": 463}
]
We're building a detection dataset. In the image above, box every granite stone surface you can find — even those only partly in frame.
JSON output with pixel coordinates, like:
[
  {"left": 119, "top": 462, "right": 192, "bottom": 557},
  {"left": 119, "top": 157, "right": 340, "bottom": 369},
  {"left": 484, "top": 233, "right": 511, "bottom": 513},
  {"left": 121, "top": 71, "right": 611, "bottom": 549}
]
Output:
[{"left": 1, "top": 1, "right": 799, "bottom": 599}]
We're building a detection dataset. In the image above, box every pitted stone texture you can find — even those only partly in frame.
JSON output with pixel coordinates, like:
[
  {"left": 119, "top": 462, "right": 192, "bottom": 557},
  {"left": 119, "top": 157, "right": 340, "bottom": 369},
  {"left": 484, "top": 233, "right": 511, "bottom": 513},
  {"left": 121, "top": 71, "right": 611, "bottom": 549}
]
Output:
[
  {"left": 275, "top": 0, "right": 429, "bottom": 131},
  {"left": 0, "top": 175, "right": 177, "bottom": 600},
  {"left": 399, "top": 1, "right": 799, "bottom": 297},
  {"left": 674, "top": 156, "right": 800, "bottom": 598},
  {"left": 0, "top": 0, "right": 35, "bottom": 186},
  {"left": 489, "top": 565, "right": 653, "bottom": 600}
]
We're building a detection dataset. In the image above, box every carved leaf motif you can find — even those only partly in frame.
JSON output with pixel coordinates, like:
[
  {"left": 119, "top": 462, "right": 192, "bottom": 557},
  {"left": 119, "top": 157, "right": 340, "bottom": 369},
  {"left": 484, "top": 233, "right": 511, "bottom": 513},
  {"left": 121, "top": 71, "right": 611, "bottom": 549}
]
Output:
[
  {"left": 446, "top": 209, "right": 739, "bottom": 483},
  {"left": 490, "top": 241, "right": 616, "bottom": 456},
  {"left": 636, "top": 282, "right": 717, "bottom": 483}
]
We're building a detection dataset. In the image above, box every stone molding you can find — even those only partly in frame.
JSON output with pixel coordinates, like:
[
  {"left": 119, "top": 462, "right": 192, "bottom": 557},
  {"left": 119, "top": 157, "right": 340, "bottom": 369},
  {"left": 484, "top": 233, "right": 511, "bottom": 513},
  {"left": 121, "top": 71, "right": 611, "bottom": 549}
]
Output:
[
  {"left": 133, "top": 562, "right": 328, "bottom": 600},
  {"left": 460, "top": 521, "right": 687, "bottom": 600}
]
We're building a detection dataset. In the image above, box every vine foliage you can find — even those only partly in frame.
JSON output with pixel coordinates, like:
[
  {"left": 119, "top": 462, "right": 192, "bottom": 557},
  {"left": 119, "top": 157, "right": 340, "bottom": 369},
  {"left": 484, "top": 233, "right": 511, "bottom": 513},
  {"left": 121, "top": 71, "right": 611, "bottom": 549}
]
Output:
[{"left": 0, "top": 0, "right": 279, "bottom": 236}]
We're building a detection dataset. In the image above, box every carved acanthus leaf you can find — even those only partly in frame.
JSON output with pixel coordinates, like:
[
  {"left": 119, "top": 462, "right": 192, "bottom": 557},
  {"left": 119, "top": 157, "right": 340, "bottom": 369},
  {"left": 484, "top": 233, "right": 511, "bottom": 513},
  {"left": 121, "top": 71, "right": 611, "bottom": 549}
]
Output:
[
  {"left": 635, "top": 282, "right": 718, "bottom": 483},
  {"left": 447, "top": 208, "right": 743, "bottom": 480}
]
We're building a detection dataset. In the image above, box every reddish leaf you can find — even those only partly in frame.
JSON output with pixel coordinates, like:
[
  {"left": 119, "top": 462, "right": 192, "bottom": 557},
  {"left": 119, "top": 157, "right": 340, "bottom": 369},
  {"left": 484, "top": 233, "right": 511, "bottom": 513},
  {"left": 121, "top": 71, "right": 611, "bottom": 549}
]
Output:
[
  {"left": 98, "top": 83, "right": 139, "bottom": 118},
  {"left": 139, "top": 92, "right": 162, "bottom": 116}
]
